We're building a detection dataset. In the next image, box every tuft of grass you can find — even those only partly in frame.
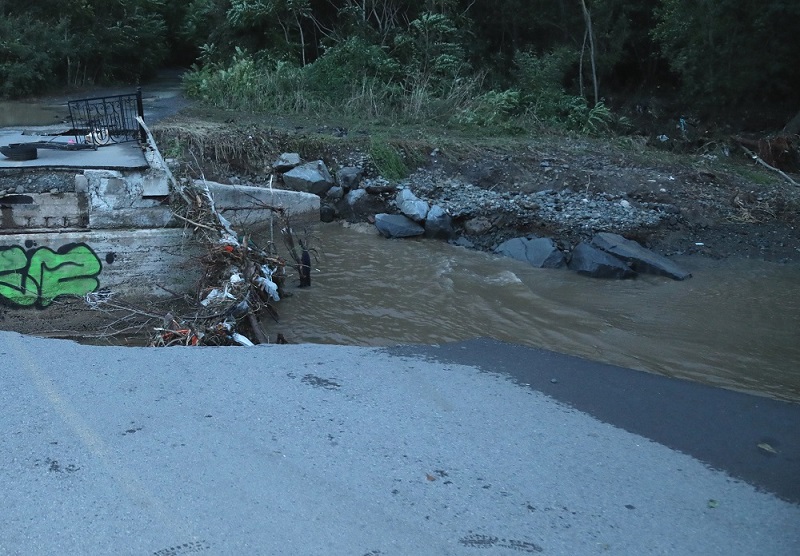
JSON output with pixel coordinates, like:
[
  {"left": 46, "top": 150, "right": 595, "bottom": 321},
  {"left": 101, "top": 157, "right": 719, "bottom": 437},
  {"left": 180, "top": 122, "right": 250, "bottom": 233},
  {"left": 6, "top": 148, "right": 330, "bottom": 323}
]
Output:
[
  {"left": 369, "top": 138, "right": 408, "bottom": 180},
  {"left": 734, "top": 167, "right": 776, "bottom": 186},
  {"left": 184, "top": 52, "right": 612, "bottom": 136},
  {"left": 162, "top": 137, "right": 188, "bottom": 159}
]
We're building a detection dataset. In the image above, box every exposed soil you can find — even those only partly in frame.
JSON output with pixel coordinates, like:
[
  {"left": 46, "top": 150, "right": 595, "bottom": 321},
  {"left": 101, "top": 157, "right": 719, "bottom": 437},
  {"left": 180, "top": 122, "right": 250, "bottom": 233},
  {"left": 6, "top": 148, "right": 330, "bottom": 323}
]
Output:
[{"left": 152, "top": 107, "right": 800, "bottom": 264}]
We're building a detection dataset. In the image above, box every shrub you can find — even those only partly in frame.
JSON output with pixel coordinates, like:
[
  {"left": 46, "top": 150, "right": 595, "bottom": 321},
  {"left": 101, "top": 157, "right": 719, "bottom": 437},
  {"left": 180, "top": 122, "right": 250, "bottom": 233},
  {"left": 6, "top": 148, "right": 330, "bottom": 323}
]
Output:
[
  {"left": 305, "top": 37, "right": 400, "bottom": 102},
  {"left": 184, "top": 50, "right": 312, "bottom": 113},
  {"left": 0, "top": 15, "right": 67, "bottom": 97},
  {"left": 454, "top": 89, "right": 522, "bottom": 128},
  {"left": 565, "top": 98, "right": 613, "bottom": 135}
]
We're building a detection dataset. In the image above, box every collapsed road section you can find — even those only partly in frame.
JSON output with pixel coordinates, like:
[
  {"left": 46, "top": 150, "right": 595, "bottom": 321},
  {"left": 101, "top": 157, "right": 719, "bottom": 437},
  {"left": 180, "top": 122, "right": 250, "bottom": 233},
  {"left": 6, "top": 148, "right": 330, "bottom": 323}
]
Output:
[{"left": 0, "top": 93, "right": 319, "bottom": 345}]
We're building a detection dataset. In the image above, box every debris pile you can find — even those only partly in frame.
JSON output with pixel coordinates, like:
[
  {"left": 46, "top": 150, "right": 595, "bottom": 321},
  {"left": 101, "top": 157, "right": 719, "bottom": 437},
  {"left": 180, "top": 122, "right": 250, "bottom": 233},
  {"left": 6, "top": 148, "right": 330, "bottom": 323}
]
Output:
[
  {"left": 149, "top": 237, "right": 286, "bottom": 347},
  {"left": 145, "top": 171, "right": 293, "bottom": 346}
]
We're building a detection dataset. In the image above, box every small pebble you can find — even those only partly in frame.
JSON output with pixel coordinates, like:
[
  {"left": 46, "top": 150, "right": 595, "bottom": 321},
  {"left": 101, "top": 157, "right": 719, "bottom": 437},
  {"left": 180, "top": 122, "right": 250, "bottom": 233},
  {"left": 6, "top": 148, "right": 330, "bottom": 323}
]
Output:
[{"left": 550, "top": 378, "right": 558, "bottom": 384}]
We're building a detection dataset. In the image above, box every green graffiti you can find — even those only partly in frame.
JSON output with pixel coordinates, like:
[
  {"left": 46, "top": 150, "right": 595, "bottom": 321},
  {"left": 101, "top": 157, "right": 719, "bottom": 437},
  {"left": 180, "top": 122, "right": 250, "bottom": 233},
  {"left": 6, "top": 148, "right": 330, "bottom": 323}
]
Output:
[{"left": 0, "top": 243, "right": 102, "bottom": 308}]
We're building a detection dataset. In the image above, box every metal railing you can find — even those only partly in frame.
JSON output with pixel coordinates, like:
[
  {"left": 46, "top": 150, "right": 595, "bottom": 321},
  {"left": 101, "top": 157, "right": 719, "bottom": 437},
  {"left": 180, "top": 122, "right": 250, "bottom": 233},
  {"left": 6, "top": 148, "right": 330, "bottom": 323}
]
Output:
[{"left": 67, "top": 88, "right": 144, "bottom": 146}]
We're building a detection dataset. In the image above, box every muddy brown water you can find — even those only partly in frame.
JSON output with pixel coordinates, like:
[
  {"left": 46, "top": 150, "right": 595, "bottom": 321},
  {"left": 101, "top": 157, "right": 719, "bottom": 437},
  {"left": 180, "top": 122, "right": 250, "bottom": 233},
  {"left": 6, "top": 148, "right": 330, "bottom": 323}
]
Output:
[
  {"left": 270, "top": 223, "right": 800, "bottom": 403},
  {"left": 4, "top": 86, "right": 799, "bottom": 403}
]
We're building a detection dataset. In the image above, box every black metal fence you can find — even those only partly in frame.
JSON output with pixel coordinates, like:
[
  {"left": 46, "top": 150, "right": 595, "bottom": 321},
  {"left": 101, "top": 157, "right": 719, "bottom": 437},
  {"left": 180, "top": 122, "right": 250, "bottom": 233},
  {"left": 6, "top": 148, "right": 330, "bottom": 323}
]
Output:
[{"left": 67, "top": 89, "right": 144, "bottom": 146}]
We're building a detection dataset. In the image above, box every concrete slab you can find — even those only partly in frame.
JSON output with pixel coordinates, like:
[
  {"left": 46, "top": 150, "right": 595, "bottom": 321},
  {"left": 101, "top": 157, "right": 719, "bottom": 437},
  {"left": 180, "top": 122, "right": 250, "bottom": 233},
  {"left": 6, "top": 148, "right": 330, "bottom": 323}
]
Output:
[
  {"left": 0, "top": 129, "right": 147, "bottom": 170},
  {"left": 204, "top": 180, "right": 320, "bottom": 227}
]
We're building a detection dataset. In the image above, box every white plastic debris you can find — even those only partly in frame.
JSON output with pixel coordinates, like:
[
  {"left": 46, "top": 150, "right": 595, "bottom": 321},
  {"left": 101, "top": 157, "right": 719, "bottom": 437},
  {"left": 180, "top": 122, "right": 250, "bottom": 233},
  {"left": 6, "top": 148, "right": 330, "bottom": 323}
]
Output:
[
  {"left": 254, "top": 276, "right": 280, "bottom": 301},
  {"left": 201, "top": 287, "right": 236, "bottom": 306},
  {"left": 230, "top": 332, "right": 255, "bottom": 347},
  {"left": 229, "top": 273, "right": 244, "bottom": 284}
]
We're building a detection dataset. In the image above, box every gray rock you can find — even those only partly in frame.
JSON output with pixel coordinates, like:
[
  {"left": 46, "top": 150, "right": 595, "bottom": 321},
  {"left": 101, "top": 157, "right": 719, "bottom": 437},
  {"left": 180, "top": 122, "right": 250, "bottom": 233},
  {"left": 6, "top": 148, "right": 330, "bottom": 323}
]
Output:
[
  {"left": 346, "top": 188, "right": 367, "bottom": 205},
  {"left": 424, "top": 205, "right": 455, "bottom": 240},
  {"left": 326, "top": 186, "right": 344, "bottom": 201},
  {"left": 590, "top": 232, "right": 692, "bottom": 280},
  {"left": 374, "top": 213, "right": 425, "bottom": 238},
  {"left": 495, "top": 236, "right": 566, "bottom": 269},
  {"left": 273, "top": 153, "right": 302, "bottom": 172},
  {"left": 568, "top": 242, "right": 637, "bottom": 279},
  {"left": 283, "top": 161, "right": 334, "bottom": 196},
  {"left": 336, "top": 167, "right": 363, "bottom": 190},
  {"left": 396, "top": 188, "right": 430, "bottom": 222},
  {"left": 320, "top": 204, "right": 336, "bottom": 223},
  {"left": 464, "top": 216, "right": 493, "bottom": 235},
  {"left": 337, "top": 189, "right": 389, "bottom": 221}
]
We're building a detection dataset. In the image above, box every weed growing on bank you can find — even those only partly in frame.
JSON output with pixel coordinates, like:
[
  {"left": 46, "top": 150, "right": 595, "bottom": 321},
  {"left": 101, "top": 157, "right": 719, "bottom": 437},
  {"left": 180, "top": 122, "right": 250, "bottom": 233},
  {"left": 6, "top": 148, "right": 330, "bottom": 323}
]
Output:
[
  {"left": 368, "top": 138, "right": 408, "bottom": 179},
  {"left": 183, "top": 46, "right": 617, "bottom": 137}
]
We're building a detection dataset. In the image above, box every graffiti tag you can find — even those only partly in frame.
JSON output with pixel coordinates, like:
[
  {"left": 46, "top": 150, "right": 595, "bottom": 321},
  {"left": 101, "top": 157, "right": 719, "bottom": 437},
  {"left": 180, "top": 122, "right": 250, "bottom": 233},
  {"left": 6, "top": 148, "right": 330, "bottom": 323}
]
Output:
[{"left": 0, "top": 243, "right": 101, "bottom": 308}]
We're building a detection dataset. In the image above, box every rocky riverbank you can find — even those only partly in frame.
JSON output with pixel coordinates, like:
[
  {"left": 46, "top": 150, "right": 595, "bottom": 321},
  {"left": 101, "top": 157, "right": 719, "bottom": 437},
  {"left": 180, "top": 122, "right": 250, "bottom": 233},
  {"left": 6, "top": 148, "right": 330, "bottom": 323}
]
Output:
[{"left": 153, "top": 112, "right": 800, "bottom": 266}]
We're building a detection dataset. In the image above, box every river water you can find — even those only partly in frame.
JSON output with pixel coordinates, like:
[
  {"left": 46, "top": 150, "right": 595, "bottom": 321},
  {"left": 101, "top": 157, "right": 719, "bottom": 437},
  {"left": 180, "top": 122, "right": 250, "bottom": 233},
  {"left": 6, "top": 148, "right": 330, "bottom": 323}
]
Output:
[
  {"left": 271, "top": 223, "right": 800, "bottom": 402},
  {"left": 4, "top": 87, "right": 799, "bottom": 403}
]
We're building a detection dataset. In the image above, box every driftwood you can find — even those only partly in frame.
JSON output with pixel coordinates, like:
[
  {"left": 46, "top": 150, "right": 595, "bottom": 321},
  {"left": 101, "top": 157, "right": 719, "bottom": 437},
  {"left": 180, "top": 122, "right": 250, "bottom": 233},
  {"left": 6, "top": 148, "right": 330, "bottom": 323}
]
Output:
[
  {"left": 136, "top": 119, "right": 294, "bottom": 346},
  {"left": 739, "top": 145, "right": 799, "bottom": 187},
  {"left": 733, "top": 134, "right": 799, "bottom": 176}
]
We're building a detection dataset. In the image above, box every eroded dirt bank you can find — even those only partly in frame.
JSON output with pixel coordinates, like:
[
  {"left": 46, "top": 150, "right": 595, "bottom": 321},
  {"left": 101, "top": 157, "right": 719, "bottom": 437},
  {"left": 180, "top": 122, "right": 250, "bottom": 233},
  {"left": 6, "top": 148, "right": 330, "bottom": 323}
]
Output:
[{"left": 152, "top": 109, "right": 800, "bottom": 264}]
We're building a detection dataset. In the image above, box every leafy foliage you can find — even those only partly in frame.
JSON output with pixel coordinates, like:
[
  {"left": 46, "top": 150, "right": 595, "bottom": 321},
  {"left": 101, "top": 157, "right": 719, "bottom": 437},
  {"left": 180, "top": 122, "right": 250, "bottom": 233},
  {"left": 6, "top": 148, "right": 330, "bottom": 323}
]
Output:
[
  {"left": 305, "top": 37, "right": 400, "bottom": 102},
  {"left": 652, "top": 0, "right": 800, "bottom": 104},
  {"left": 0, "top": 14, "right": 68, "bottom": 97},
  {"left": 183, "top": 50, "right": 312, "bottom": 113},
  {"left": 454, "top": 90, "right": 522, "bottom": 129},
  {"left": 2, "top": 0, "right": 798, "bottom": 130},
  {"left": 0, "top": 0, "right": 170, "bottom": 95}
]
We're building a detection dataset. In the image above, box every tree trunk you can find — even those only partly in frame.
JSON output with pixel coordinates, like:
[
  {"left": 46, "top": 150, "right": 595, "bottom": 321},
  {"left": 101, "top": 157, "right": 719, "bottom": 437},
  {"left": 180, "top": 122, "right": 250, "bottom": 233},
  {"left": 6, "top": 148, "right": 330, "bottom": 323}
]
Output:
[
  {"left": 580, "top": 0, "right": 599, "bottom": 106},
  {"left": 578, "top": 28, "right": 587, "bottom": 99}
]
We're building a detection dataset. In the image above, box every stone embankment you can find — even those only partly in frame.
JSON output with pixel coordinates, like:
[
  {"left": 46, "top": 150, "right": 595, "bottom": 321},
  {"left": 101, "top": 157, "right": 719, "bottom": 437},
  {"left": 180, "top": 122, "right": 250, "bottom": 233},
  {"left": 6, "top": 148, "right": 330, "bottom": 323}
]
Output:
[{"left": 268, "top": 152, "right": 693, "bottom": 280}]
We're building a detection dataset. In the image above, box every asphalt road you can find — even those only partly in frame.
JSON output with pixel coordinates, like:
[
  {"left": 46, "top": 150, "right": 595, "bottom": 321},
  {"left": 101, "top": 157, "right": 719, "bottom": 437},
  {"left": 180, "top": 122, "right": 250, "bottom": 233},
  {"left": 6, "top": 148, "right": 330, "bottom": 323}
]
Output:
[{"left": 2, "top": 331, "right": 798, "bottom": 555}]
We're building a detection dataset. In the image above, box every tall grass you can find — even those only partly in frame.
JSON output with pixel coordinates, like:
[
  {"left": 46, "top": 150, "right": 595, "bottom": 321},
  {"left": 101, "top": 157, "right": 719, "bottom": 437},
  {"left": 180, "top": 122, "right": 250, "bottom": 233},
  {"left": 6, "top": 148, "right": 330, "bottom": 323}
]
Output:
[{"left": 183, "top": 48, "right": 618, "bottom": 135}]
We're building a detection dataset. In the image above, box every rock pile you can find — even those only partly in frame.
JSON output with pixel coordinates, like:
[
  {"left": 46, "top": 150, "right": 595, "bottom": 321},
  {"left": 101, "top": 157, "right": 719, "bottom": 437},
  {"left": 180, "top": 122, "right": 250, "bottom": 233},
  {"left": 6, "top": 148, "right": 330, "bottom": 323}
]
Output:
[{"left": 269, "top": 152, "right": 691, "bottom": 280}]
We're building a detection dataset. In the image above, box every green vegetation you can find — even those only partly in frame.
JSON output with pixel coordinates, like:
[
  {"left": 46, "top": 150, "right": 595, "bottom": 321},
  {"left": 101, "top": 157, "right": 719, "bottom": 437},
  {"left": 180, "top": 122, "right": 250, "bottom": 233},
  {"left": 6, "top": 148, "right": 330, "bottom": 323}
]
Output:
[
  {"left": 2, "top": 0, "right": 798, "bottom": 132},
  {"left": 369, "top": 138, "right": 408, "bottom": 180}
]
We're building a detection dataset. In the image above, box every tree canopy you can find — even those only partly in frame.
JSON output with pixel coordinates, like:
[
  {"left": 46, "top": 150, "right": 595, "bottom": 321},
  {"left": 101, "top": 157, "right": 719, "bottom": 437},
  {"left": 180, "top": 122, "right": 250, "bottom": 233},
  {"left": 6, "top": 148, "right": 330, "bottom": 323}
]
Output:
[{"left": 1, "top": 0, "right": 797, "bottom": 125}]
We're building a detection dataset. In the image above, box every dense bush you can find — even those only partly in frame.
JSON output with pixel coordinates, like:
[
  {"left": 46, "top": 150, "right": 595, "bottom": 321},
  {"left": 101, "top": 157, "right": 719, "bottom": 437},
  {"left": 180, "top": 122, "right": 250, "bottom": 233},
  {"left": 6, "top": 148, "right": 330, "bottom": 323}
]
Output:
[
  {"left": 0, "top": 0, "right": 171, "bottom": 96},
  {"left": 3, "top": 0, "right": 798, "bottom": 129},
  {"left": 0, "top": 14, "right": 67, "bottom": 97}
]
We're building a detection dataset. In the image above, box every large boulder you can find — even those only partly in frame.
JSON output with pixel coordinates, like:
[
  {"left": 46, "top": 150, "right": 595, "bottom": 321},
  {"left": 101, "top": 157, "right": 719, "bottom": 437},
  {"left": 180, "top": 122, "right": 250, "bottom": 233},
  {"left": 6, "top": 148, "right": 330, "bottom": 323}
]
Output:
[
  {"left": 374, "top": 213, "right": 425, "bottom": 238},
  {"left": 396, "top": 188, "right": 430, "bottom": 222},
  {"left": 495, "top": 236, "right": 566, "bottom": 269},
  {"left": 337, "top": 189, "right": 388, "bottom": 221},
  {"left": 424, "top": 205, "right": 455, "bottom": 240},
  {"left": 590, "top": 232, "right": 691, "bottom": 280},
  {"left": 568, "top": 242, "right": 637, "bottom": 279},
  {"left": 282, "top": 160, "right": 334, "bottom": 196}
]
